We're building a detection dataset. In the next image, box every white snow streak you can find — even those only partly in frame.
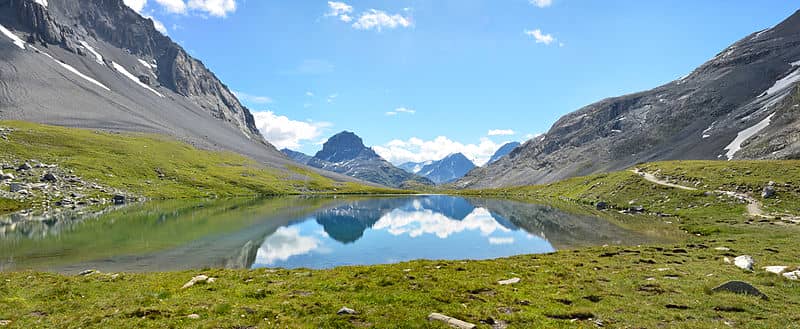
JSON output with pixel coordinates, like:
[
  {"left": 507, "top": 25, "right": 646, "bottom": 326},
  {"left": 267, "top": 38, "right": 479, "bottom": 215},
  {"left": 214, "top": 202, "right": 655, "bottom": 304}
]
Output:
[
  {"left": 40, "top": 51, "right": 111, "bottom": 91},
  {"left": 34, "top": 0, "right": 47, "bottom": 7},
  {"left": 762, "top": 69, "right": 800, "bottom": 97},
  {"left": 791, "top": 60, "right": 800, "bottom": 67},
  {"left": 724, "top": 113, "right": 775, "bottom": 160},
  {"left": 137, "top": 58, "right": 157, "bottom": 70},
  {"left": 112, "top": 61, "right": 164, "bottom": 97},
  {"left": 0, "top": 24, "right": 25, "bottom": 49},
  {"left": 79, "top": 41, "right": 104, "bottom": 64}
]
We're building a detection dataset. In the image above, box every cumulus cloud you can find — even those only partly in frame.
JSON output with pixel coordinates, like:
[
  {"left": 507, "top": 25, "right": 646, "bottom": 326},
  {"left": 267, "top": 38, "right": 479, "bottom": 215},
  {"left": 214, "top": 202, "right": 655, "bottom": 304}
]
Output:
[
  {"left": 326, "top": 1, "right": 354, "bottom": 22},
  {"left": 488, "top": 129, "right": 515, "bottom": 136},
  {"left": 524, "top": 29, "right": 556, "bottom": 45},
  {"left": 233, "top": 91, "right": 273, "bottom": 104},
  {"left": 529, "top": 0, "right": 553, "bottom": 8},
  {"left": 325, "top": 2, "right": 412, "bottom": 32},
  {"left": 374, "top": 136, "right": 508, "bottom": 166},
  {"left": 154, "top": 0, "right": 186, "bottom": 13},
  {"left": 353, "top": 9, "right": 412, "bottom": 31},
  {"left": 188, "top": 0, "right": 237, "bottom": 17},
  {"left": 252, "top": 111, "right": 331, "bottom": 149},
  {"left": 386, "top": 107, "right": 415, "bottom": 116},
  {"left": 123, "top": 0, "right": 147, "bottom": 12}
]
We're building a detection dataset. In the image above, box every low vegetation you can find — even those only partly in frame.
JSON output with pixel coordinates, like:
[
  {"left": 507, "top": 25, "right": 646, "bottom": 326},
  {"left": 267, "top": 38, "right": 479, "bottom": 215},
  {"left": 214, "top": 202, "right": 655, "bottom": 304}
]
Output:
[
  {"left": 1, "top": 124, "right": 799, "bottom": 327},
  {"left": 0, "top": 121, "right": 404, "bottom": 215}
]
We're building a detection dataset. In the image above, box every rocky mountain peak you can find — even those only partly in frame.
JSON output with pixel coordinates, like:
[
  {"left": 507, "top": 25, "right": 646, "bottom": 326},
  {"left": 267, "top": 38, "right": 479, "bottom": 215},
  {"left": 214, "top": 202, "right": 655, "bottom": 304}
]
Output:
[{"left": 314, "top": 131, "right": 379, "bottom": 163}]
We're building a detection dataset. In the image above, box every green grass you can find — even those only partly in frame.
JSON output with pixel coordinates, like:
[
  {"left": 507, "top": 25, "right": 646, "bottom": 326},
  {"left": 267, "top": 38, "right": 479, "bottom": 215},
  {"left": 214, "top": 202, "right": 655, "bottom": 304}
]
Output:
[
  {"left": 2, "top": 125, "right": 800, "bottom": 327},
  {"left": 0, "top": 198, "right": 27, "bottom": 213},
  {"left": 0, "top": 121, "right": 404, "bottom": 210}
]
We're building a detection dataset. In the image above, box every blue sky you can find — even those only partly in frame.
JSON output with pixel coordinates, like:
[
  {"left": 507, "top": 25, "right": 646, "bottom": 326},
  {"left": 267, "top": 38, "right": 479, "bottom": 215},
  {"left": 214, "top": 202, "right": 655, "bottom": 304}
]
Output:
[{"left": 124, "top": 0, "right": 799, "bottom": 165}]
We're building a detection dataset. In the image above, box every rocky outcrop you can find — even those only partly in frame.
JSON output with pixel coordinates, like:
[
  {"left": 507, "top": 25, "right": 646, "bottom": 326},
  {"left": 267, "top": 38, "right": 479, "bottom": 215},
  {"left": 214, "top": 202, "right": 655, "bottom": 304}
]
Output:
[
  {"left": 456, "top": 10, "right": 800, "bottom": 188},
  {"left": 0, "top": 0, "right": 260, "bottom": 140}
]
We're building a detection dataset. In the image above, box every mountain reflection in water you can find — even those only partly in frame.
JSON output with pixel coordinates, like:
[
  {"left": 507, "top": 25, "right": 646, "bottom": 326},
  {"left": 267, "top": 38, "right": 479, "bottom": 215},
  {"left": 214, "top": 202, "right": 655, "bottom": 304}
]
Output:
[{"left": 1, "top": 196, "right": 667, "bottom": 273}]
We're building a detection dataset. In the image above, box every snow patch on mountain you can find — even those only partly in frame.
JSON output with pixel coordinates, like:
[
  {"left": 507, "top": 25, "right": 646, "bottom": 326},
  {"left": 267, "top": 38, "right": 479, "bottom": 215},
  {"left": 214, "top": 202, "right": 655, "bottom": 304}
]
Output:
[
  {"left": 0, "top": 24, "right": 25, "bottom": 49},
  {"left": 79, "top": 41, "right": 104, "bottom": 64},
  {"left": 112, "top": 61, "right": 164, "bottom": 97},
  {"left": 37, "top": 48, "right": 111, "bottom": 91},
  {"left": 724, "top": 113, "right": 775, "bottom": 160}
]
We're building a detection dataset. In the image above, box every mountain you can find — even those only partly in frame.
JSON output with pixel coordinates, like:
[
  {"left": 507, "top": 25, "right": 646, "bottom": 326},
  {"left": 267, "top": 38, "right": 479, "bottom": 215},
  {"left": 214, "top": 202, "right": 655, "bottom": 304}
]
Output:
[
  {"left": 281, "top": 148, "right": 312, "bottom": 165},
  {"left": 488, "top": 142, "right": 521, "bottom": 164},
  {"left": 307, "top": 131, "right": 433, "bottom": 188},
  {"left": 398, "top": 161, "right": 432, "bottom": 174},
  {"left": 0, "top": 0, "right": 356, "bottom": 184},
  {"left": 456, "top": 10, "right": 800, "bottom": 189},
  {"left": 416, "top": 153, "right": 476, "bottom": 184}
]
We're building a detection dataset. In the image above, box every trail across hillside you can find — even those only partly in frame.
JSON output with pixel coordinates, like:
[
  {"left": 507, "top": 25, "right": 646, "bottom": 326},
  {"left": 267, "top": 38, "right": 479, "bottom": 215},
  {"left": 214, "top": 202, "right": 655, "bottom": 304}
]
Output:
[{"left": 632, "top": 169, "right": 768, "bottom": 218}]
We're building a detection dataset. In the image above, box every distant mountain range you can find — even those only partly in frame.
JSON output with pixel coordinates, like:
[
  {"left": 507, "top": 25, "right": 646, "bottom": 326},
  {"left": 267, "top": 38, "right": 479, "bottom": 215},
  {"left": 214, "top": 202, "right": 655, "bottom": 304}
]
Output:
[
  {"left": 398, "top": 161, "right": 432, "bottom": 174},
  {"left": 416, "top": 153, "right": 476, "bottom": 184},
  {"left": 288, "top": 131, "right": 433, "bottom": 188},
  {"left": 456, "top": 10, "right": 800, "bottom": 188},
  {"left": 488, "top": 142, "right": 521, "bottom": 164}
]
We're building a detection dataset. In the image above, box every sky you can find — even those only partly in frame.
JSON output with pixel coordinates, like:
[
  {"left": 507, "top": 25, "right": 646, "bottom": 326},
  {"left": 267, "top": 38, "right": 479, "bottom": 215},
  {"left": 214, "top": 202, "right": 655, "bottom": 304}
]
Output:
[{"left": 123, "top": 0, "right": 799, "bottom": 165}]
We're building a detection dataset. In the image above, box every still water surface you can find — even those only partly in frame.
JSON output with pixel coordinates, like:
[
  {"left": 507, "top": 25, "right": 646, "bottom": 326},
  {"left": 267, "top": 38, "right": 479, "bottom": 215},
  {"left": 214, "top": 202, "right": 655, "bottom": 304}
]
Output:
[{"left": 0, "top": 196, "right": 662, "bottom": 273}]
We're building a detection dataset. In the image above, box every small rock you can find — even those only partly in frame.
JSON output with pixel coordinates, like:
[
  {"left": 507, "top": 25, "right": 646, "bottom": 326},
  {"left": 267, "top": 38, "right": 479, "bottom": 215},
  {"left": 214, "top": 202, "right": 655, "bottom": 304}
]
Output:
[
  {"left": 187, "top": 314, "right": 200, "bottom": 319},
  {"left": 0, "top": 172, "right": 13, "bottom": 180},
  {"left": 0, "top": 320, "right": 11, "bottom": 326},
  {"left": 714, "top": 247, "right": 731, "bottom": 251},
  {"left": 41, "top": 173, "right": 58, "bottom": 182},
  {"left": 78, "top": 269, "right": 97, "bottom": 276},
  {"left": 498, "top": 277, "right": 521, "bottom": 285},
  {"left": 181, "top": 275, "right": 211, "bottom": 289},
  {"left": 733, "top": 255, "right": 754, "bottom": 271},
  {"left": 763, "top": 266, "right": 789, "bottom": 274},
  {"left": 595, "top": 201, "right": 608, "bottom": 210},
  {"left": 723, "top": 257, "right": 732, "bottom": 264},
  {"left": 337, "top": 307, "right": 358, "bottom": 315},
  {"left": 711, "top": 281, "right": 768, "bottom": 300},
  {"left": 762, "top": 186, "right": 776, "bottom": 199},
  {"left": 113, "top": 194, "right": 126, "bottom": 205},
  {"left": 9, "top": 183, "right": 26, "bottom": 193},
  {"left": 17, "top": 163, "right": 32, "bottom": 171},
  {"left": 783, "top": 270, "right": 800, "bottom": 281},
  {"left": 428, "top": 313, "right": 476, "bottom": 329}
]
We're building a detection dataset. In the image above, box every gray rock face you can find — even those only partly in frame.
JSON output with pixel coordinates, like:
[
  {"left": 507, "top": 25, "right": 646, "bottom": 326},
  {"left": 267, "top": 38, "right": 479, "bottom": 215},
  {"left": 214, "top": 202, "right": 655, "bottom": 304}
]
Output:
[
  {"left": 417, "top": 153, "right": 476, "bottom": 184},
  {"left": 307, "top": 131, "right": 432, "bottom": 188},
  {"left": 456, "top": 10, "right": 800, "bottom": 188},
  {"left": 281, "top": 148, "right": 313, "bottom": 165},
  {"left": 488, "top": 142, "right": 520, "bottom": 164}
]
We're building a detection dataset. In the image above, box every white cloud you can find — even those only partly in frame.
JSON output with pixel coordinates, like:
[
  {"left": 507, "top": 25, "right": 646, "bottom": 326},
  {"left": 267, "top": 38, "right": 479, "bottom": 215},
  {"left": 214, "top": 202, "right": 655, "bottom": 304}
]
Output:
[
  {"left": 123, "top": 0, "right": 147, "bottom": 13},
  {"left": 252, "top": 111, "right": 331, "bottom": 149},
  {"left": 353, "top": 9, "right": 412, "bottom": 31},
  {"left": 233, "top": 91, "right": 273, "bottom": 104},
  {"left": 154, "top": 0, "right": 186, "bottom": 14},
  {"left": 374, "top": 207, "right": 509, "bottom": 239},
  {"left": 524, "top": 29, "right": 556, "bottom": 45},
  {"left": 254, "top": 227, "right": 320, "bottom": 265},
  {"left": 187, "top": 0, "right": 236, "bottom": 17},
  {"left": 386, "top": 107, "right": 415, "bottom": 116},
  {"left": 488, "top": 129, "right": 515, "bottom": 136},
  {"left": 326, "top": 1, "right": 354, "bottom": 22},
  {"left": 529, "top": 0, "right": 553, "bottom": 8},
  {"left": 489, "top": 237, "right": 515, "bottom": 245},
  {"left": 327, "top": 93, "right": 338, "bottom": 103},
  {"left": 305, "top": 91, "right": 314, "bottom": 97},
  {"left": 145, "top": 15, "right": 168, "bottom": 34},
  {"left": 374, "top": 136, "right": 507, "bottom": 166}
]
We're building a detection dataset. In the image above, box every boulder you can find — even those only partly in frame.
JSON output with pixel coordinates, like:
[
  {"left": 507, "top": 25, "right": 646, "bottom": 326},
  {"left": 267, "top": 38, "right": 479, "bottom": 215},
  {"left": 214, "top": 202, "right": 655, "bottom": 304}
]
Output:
[
  {"left": 113, "top": 194, "right": 126, "bottom": 205},
  {"left": 428, "top": 313, "right": 476, "bottom": 329},
  {"left": 783, "top": 270, "right": 800, "bottom": 281},
  {"left": 733, "top": 255, "right": 754, "bottom": 271},
  {"left": 763, "top": 266, "right": 789, "bottom": 274},
  {"left": 9, "top": 183, "right": 26, "bottom": 193},
  {"left": 337, "top": 307, "right": 357, "bottom": 315},
  {"left": 595, "top": 201, "right": 608, "bottom": 210},
  {"left": 17, "top": 163, "right": 32, "bottom": 171},
  {"left": 762, "top": 186, "right": 776, "bottom": 199},
  {"left": 711, "top": 281, "right": 768, "bottom": 300},
  {"left": 41, "top": 173, "right": 58, "bottom": 182},
  {"left": 498, "top": 277, "right": 521, "bottom": 285}
]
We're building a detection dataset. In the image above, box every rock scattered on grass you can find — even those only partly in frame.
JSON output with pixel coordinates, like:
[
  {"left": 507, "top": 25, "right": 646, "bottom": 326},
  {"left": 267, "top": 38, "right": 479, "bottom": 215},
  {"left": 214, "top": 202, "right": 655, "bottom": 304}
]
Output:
[
  {"left": 181, "top": 275, "right": 214, "bottom": 289},
  {"left": 428, "top": 313, "right": 476, "bottom": 329},
  {"left": 337, "top": 307, "right": 357, "bottom": 315},
  {"left": 187, "top": 314, "right": 200, "bottom": 319},
  {"left": 0, "top": 320, "right": 11, "bottom": 326},
  {"left": 711, "top": 281, "right": 768, "bottom": 300},
  {"left": 733, "top": 255, "right": 754, "bottom": 271},
  {"left": 783, "top": 270, "right": 800, "bottom": 281},
  {"left": 497, "top": 277, "right": 520, "bottom": 285},
  {"left": 714, "top": 247, "right": 730, "bottom": 251},
  {"left": 763, "top": 266, "right": 789, "bottom": 274}
]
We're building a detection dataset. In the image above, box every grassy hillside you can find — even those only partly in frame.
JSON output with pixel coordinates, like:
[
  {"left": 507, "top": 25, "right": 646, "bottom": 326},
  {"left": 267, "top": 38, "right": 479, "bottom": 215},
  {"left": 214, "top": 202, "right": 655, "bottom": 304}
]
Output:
[
  {"left": 0, "top": 121, "right": 403, "bottom": 214},
  {"left": 1, "top": 161, "right": 799, "bottom": 327}
]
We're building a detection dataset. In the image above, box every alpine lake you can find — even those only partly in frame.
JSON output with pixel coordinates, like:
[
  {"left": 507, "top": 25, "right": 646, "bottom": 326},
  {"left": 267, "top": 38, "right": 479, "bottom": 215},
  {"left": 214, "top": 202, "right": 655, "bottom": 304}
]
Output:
[{"left": 0, "top": 195, "right": 674, "bottom": 274}]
